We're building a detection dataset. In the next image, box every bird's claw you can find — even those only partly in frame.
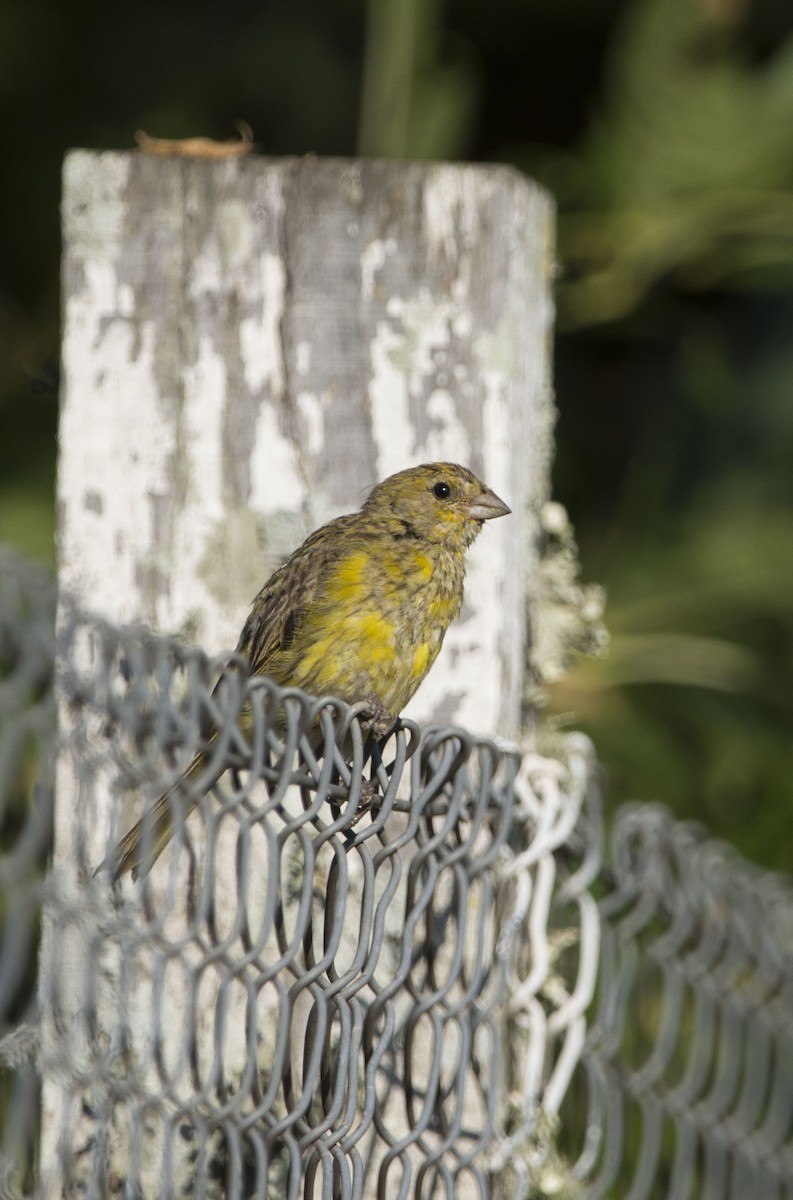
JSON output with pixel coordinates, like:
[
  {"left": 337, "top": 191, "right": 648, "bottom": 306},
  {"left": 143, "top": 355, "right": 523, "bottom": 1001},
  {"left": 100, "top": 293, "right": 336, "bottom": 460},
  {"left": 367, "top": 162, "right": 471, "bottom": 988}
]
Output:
[
  {"left": 350, "top": 779, "right": 380, "bottom": 824},
  {"left": 360, "top": 696, "right": 396, "bottom": 741}
]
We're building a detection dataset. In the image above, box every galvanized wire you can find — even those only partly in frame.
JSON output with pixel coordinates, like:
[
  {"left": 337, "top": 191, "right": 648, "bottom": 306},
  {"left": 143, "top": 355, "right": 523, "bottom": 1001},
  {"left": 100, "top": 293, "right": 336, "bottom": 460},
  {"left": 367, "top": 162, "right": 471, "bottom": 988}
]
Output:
[
  {"left": 1, "top": 551, "right": 597, "bottom": 1199},
  {"left": 561, "top": 807, "right": 793, "bottom": 1200},
  {"left": 2, "top": 547, "right": 792, "bottom": 1199}
]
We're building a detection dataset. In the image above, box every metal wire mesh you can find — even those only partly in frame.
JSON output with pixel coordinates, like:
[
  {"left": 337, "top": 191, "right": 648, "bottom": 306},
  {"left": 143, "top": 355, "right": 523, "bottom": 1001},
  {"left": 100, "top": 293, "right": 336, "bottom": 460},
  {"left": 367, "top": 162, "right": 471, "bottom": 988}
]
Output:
[
  {"left": 1, "top": 546, "right": 792, "bottom": 1199},
  {"left": 0, "top": 549, "right": 596, "bottom": 1199},
  {"left": 557, "top": 806, "right": 793, "bottom": 1200}
]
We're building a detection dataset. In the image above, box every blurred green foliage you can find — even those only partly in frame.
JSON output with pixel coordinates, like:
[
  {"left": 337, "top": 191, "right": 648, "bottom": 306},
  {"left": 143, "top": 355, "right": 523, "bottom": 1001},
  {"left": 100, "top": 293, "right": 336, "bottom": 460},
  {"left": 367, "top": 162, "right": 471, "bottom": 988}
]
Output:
[
  {"left": 538, "top": 0, "right": 793, "bottom": 870},
  {"left": 0, "top": 0, "right": 791, "bottom": 866}
]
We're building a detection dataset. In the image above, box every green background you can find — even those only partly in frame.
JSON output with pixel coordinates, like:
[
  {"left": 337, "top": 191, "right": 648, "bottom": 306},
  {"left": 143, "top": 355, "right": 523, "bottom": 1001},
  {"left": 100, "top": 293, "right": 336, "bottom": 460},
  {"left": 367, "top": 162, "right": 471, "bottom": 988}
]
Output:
[{"left": 2, "top": 0, "right": 792, "bottom": 869}]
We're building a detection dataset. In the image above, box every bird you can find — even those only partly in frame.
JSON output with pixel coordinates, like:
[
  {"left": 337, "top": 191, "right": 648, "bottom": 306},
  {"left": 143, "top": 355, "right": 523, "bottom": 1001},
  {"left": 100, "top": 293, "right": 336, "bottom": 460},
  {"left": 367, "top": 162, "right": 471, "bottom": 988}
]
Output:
[{"left": 99, "top": 462, "right": 510, "bottom": 880}]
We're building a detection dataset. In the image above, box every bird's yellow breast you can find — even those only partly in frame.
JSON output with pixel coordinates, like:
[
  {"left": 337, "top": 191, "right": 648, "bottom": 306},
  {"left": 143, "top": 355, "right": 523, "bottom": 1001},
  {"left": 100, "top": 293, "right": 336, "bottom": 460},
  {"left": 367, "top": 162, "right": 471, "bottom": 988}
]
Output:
[
  {"left": 325, "top": 550, "right": 369, "bottom": 601},
  {"left": 279, "top": 540, "right": 464, "bottom": 713}
]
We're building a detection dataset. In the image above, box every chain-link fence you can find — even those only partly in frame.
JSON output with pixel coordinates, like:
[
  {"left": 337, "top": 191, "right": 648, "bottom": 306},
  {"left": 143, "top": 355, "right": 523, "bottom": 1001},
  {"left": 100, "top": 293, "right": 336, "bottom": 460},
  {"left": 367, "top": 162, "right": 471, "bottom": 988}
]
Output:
[
  {"left": 561, "top": 806, "right": 793, "bottom": 1200},
  {"left": 1, "top": 546, "right": 792, "bottom": 1199}
]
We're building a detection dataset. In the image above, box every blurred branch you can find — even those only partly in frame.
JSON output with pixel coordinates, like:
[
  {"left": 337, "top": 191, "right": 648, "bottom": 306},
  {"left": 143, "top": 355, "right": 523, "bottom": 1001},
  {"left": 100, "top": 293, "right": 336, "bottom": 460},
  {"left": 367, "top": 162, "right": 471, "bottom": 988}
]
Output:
[
  {"left": 357, "top": 0, "right": 419, "bottom": 156},
  {"left": 562, "top": 191, "right": 793, "bottom": 326},
  {"left": 574, "top": 632, "right": 760, "bottom": 691},
  {"left": 357, "top": 0, "right": 479, "bottom": 160},
  {"left": 551, "top": 0, "right": 793, "bottom": 327}
]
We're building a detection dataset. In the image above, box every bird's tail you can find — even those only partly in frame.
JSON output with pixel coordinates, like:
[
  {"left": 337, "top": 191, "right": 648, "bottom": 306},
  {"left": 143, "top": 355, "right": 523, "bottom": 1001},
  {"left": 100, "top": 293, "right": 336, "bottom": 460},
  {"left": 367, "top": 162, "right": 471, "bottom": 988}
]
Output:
[{"left": 97, "top": 749, "right": 216, "bottom": 882}]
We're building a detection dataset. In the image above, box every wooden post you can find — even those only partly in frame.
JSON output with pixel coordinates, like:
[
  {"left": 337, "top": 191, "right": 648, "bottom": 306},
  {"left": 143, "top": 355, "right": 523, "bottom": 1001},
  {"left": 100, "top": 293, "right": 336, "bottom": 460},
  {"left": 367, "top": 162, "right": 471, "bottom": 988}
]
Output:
[
  {"left": 43, "top": 152, "right": 555, "bottom": 1196},
  {"left": 56, "top": 152, "right": 554, "bottom": 736}
]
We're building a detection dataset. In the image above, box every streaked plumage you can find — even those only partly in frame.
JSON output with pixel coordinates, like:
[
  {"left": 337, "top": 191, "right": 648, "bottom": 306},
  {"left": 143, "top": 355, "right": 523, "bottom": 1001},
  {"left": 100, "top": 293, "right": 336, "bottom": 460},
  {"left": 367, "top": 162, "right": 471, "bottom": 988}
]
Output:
[{"left": 100, "top": 462, "right": 509, "bottom": 880}]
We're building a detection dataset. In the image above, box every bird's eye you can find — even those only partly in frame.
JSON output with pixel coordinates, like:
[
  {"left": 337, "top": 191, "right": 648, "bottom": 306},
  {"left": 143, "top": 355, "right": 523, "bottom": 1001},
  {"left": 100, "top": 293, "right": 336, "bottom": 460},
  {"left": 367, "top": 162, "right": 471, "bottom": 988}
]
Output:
[{"left": 432, "top": 481, "right": 451, "bottom": 500}]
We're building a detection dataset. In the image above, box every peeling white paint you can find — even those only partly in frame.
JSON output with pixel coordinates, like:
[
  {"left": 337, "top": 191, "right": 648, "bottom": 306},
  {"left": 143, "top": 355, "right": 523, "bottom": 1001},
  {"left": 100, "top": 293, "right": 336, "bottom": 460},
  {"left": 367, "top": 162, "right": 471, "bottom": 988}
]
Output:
[
  {"left": 423, "top": 390, "right": 471, "bottom": 464},
  {"left": 390, "top": 291, "right": 454, "bottom": 384},
  {"left": 61, "top": 151, "right": 131, "bottom": 260},
  {"left": 422, "top": 168, "right": 464, "bottom": 268},
  {"left": 360, "top": 237, "right": 396, "bottom": 301},
  {"left": 474, "top": 312, "right": 520, "bottom": 384},
  {"left": 248, "top": 401, "right": 306, "bottom": 516},
  {"left": 451, "top": 311, "right": 472, "bottom": 339},
  {"left": 181, "top": 335, "right": 227, "bottom": 522},
  {"left": 368, "top": 320, "right": 414, "bottom": 477},
  {"left": 239, "top": 252, "right": 286, "bottom": 394},
  {"left": 421, "top": 166, "right": 485, "bottom": 284},
  {"left": 59, "top": 294, "right": 175, "bottom": 627},
  {"left": 296, "top": 390, "right": 325, "bottom": 456},
  {"left": 295, "top": 340, "right": 312, "bottom": 375},
  {"left": 217, "top": 199, "right": 255, "bottom": 267},
  {"left": 117, "top": 282, "right": 135, "bottom": 317},
  {"left": 171, "top": 335, "right": 232, "bottom": 645},
  {"left": 187, "top": 231, "right": 223, "bottom": 297}
]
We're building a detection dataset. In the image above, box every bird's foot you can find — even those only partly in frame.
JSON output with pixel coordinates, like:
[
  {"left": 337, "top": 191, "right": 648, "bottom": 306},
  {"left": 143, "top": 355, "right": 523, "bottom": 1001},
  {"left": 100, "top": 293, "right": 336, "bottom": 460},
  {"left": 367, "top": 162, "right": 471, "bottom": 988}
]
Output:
[
  {"left": 349, "top": 778, "right": 380, "bottom": 824},
  {"left": 360, "top": 696, "right": 396, "bottom": 741}
]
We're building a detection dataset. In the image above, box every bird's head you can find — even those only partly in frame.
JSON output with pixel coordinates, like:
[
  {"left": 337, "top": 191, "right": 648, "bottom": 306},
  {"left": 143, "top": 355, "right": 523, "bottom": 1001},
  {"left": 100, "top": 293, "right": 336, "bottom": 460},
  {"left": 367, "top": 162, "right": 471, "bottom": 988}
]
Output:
[{"left": 363, "top": 462, "right": 510, "bottom": 548}]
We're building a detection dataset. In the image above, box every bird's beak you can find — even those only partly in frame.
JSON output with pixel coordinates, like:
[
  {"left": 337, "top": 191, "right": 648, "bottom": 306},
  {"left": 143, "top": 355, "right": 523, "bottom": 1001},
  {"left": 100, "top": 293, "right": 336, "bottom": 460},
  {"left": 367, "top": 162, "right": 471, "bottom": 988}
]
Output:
[{"left": 465, "top": 487, "right": 511, "bottom": 521}]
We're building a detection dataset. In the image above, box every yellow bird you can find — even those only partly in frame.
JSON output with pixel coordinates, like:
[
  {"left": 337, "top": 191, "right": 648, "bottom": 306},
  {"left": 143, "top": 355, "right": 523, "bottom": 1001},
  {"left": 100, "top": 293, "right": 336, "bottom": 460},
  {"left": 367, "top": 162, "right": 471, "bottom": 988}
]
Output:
[{"left": 100, "top": 462, "right": 510, "bottom": 880}]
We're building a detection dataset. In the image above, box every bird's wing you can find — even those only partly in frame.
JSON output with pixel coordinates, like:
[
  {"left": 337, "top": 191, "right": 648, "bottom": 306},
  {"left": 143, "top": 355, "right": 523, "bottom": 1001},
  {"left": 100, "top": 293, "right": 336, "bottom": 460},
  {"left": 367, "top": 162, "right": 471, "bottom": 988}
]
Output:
[{"left": 237, "top": 513, "right": 362, "bottom": 680}]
